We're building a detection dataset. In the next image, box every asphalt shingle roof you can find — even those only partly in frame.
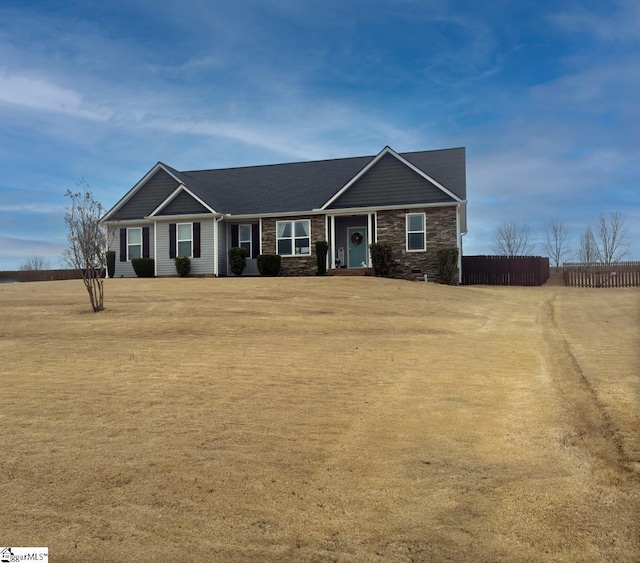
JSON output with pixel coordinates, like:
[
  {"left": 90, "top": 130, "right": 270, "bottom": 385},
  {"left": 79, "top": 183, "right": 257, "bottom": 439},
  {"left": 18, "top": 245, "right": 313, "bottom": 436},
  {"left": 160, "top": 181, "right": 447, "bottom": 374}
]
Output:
[{"left": 163, "top": 147, "right": 465, "bottom": 215}]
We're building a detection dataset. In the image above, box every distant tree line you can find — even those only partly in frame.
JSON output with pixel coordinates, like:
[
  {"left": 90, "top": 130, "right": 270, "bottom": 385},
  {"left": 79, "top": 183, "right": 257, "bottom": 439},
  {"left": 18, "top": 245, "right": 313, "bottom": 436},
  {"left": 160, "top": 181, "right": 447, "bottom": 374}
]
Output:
[{"left": 492, "top": 211, "right": 632, "bottom": 266}]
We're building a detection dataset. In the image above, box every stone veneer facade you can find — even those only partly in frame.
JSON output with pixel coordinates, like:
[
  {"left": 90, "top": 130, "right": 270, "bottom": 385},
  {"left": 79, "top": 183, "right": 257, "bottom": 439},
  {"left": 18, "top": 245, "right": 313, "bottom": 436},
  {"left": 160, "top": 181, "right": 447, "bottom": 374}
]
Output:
[
  {"left": 375, "top": 206, "right": 458, "bottom": 282},
  {"left": 261, "top": 215, "right": 326, "bottom": 276},
  {"left": 261, "top": 206, "right": 458, "bottom": 280}
]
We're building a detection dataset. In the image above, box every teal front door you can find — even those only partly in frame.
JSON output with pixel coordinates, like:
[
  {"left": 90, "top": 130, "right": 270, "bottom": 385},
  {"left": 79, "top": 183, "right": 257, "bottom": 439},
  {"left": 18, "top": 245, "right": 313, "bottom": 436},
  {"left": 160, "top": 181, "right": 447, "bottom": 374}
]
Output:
[{"left": 347, "top": 227, "right": 367, "bottom": 267}]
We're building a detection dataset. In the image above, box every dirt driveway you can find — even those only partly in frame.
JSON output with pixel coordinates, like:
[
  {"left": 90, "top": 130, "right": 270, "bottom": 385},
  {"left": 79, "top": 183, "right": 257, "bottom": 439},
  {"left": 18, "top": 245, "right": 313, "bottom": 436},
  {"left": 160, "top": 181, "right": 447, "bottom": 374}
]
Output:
[{"left": 0, "top": 279, "right": 638, "bottom": 561}]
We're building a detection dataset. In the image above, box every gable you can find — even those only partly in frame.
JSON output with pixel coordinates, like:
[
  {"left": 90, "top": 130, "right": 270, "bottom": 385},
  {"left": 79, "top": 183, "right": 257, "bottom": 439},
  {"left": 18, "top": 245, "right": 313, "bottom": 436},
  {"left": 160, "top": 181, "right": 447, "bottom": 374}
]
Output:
[
  {"left": 326, "top": 152, "right": 456, "bottom": 209},
  {"left": 108, "top": 168, "right": 180, "bottom": 220},
  {"left": 155, "top": 189, "right": 211, "bottom": 216}
]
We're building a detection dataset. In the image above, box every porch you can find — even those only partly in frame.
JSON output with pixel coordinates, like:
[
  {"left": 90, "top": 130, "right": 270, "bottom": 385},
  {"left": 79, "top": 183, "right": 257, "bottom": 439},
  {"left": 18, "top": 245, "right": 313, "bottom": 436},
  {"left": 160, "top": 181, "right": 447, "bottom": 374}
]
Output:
[{"left": 327, "top": 213, "right": 375, "bottom": 270}]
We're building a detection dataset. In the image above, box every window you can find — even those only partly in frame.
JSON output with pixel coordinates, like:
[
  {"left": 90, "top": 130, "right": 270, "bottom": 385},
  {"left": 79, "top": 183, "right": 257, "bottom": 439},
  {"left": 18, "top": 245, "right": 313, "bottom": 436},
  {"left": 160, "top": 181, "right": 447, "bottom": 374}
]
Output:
[
  {"left": 406, "top": 213, "right": 426, "bottom": 251},
  {"left": 239, "top": 224, "right": 252, "bottom": 257},
  {"left": 127, "top": 228, "right": 142, "bottom": 260},
  {"left": 276, "top": 220, "right": 311, "bottom": 256},
  {"left": 177, "top": 223, "right": 193, "bottom": 257}
]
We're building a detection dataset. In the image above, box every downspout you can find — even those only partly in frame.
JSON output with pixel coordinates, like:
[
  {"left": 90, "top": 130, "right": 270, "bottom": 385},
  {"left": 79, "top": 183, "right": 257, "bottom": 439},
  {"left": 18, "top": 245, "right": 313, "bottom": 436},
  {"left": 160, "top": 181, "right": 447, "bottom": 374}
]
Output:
[
  {"left": 457, "top": 203, "right": 465, "bottom": 283},
  {"left": 213, "top": 215, "right": 223, "bottom": 276}
]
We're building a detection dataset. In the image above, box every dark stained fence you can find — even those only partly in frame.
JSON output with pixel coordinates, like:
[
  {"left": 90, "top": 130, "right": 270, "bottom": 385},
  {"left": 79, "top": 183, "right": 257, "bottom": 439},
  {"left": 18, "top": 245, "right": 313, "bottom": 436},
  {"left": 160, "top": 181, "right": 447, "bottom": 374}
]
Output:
[
  {"left": 0, "top": 269, "right": 104, "bottom": 283},
  {"left": 462, "top": 256, "right": 550, "bottom": 286},
  {"left": 563, "top": 262, "right": 640, "bottom": 288}
]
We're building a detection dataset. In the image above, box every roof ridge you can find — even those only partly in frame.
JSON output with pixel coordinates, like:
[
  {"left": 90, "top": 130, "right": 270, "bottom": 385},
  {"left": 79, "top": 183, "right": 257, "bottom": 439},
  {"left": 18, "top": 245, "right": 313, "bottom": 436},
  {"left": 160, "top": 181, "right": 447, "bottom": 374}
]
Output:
[
  {"left": 179, "top": 146, "right": 464, "bottom": 175},
  {"left": 180, "top": 154, "right": 372, "bottom": 175}
]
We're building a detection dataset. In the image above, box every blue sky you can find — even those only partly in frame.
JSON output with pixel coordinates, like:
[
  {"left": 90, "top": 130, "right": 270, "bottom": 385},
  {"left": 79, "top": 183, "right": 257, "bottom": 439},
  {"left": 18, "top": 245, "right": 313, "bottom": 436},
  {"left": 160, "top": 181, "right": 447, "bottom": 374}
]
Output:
[{"left": 0, "top": 0, "right": 638, "bottom": 270}]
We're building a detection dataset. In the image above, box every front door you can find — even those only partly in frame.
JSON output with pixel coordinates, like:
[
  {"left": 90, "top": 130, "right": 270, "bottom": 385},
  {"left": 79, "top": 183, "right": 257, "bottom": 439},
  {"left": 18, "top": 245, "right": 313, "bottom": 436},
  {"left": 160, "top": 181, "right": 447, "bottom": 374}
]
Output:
[{"left": 347, "top": 227, "right": 367, "bottom": 268}]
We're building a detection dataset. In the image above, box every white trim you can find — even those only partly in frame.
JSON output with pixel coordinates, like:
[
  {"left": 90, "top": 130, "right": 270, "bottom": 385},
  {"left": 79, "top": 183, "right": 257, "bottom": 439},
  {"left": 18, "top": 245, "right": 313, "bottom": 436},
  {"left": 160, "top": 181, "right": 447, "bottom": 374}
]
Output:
[
  {"left": 154, "top": 222, "right": 158, "bottom": 276},
  {"left": 218, "top": 200, "right": 463, "bottom": 221},
  {"left": 319, "top": 146, "right": 462, "bottom": 210},
  {"left": 458, "top": 201, "right": 468, "bottom": 234},
  {"left": 320, "top": 147, "right": 391, "bottom": 210},
  {"left": 238, "top": 224, "right": 252, "bottom": 257},
  {"left": 147, "top": 213, "right": 221, "bottom": 222},
  {"left": 317, "top": 201, "right": 462, "bottom": 216},
  {"left": 373, "top": 211, "right": 378, "bottom": 243},
  {"left": 126, "top": 227, "right": 142, "bottom": 261},
  {"left": 324, "top": 215, "right": 329, "bottom": 270},
  {"left": 456, "top": 204, "right": 462, "bottom": 280},
  {"left": 176, "top": 222, "right": 193, "bottom": 258},
  {"left": 330, "top": 215, "right": 336, "bottom": 269},
  {"left": 102, "top": 162, "right": 184, "bottom": 222},
  {"left": 148, "top": 184, "right": 218, "bottom": 217},
  {"left": 406, "top": 212, "right": 426, "bottom": 252},
  {"left": 276, "top": 219, "right": 312, "bottom": 257},
  {"left": 259, "top": 218, "right": 263, "bottom": 255},
  {"left": 103, "top": 218, "right": 153, "bottom": 226},
  {"left": 390, "top": 148, "right": 462, "bottom": 202},
  {"left": 367, "top": 213, "right": 373, "bottom": 267}
]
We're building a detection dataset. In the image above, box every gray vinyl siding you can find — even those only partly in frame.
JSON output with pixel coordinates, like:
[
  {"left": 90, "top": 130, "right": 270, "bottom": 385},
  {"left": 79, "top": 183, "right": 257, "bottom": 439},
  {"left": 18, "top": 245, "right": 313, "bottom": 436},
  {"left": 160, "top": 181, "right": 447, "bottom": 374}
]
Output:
[
  {"left": 109, "top": 223, "right": 155, "bottom": 278},
  {"left": 110, "top": 169, "right": 180, "bottom": 220},
  {"left": 155, "top": 219, "right": 216, "bottom": 276},
  {"left": 217, "top": 220, "right": 227, "bottom": 276},
  {"left": 328, "top": 153, "right": 456, "bottom": 209},
  {"left": 157, "top": 190, "right": 210, "bottom": 215}
]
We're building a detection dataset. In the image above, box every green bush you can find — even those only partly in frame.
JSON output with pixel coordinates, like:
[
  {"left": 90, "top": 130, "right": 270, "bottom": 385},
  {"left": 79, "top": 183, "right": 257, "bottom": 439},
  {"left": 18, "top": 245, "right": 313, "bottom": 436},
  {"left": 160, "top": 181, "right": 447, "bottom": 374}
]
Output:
[
  {"left": 106, "top": 250, "right": 116, "bottom": 278},
  {"left": 174, "top": 256, "right": 191, "bottom": 277},
  {"left": 369, "top": 242, "right": 393, "bottom": 277},
  {"left": 131, "top": 258, "right": 155, "bottom": 278},
  {"left": 315, "top": 240, "right": 328, "bottom": 275},
  {"left": 257, "top": 254, "right": 281, "bottom": 276},
  {"left": 228, "top": 247, "right": 249, "bottom": 276},
  {"left": 437, "top": 247, "right": 459, "bottom": 284}
]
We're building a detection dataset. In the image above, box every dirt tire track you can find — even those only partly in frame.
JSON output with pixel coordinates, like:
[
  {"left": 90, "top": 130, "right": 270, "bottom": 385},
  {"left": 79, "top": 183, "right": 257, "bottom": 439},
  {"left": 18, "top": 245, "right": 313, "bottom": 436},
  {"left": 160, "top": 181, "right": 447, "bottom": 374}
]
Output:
[{"left": 540, "top": 291, "right": 633, "bottom": 474}]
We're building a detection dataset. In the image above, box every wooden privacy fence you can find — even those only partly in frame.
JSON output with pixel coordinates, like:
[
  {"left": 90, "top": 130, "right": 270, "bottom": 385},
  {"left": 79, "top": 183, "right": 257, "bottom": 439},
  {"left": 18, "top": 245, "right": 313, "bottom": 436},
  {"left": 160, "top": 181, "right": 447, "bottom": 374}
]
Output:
[
  {"left": 563, "top": 262, "right": 640, "bottom": 288},
  {"left": 0, "top": 269, "right": 103, "bottom": 283},
  {"left": 462, "top": 255, "right": 550, "bottom": 286}
]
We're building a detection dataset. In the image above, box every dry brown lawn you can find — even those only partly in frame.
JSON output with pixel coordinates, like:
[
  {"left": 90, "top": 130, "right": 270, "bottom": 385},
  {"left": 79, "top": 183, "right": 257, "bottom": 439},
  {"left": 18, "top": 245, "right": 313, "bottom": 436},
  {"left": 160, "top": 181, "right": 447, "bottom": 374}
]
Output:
[{"left": 0, "top": 277, "right": 638, "bottom": 562}]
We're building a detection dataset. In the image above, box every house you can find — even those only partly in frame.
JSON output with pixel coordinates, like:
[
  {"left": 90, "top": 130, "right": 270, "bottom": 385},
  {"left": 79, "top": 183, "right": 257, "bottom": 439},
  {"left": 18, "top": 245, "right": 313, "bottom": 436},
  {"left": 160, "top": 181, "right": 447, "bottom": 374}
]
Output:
[{"left": 101, "top": 145, "right": 467, "bottom": 281}]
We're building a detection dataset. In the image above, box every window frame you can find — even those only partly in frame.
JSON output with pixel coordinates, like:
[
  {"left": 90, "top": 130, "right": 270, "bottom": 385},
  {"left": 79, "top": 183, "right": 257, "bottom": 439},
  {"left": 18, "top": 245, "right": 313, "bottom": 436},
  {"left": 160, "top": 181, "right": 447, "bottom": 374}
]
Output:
[
  {"left": 177, "top": 222, "right": 193, "bottom": 258},
  {"left": 276, "top": 219, "right": 311, "bottom": 257},
  {"left": 239, "top": 224, "right": 252, "bottom": 258},
  {"left": 406, "top": 212, "right": 426, "bottom": 252},
  {"left": 127, "top": 227, "right": 142, "bottom": 261}
]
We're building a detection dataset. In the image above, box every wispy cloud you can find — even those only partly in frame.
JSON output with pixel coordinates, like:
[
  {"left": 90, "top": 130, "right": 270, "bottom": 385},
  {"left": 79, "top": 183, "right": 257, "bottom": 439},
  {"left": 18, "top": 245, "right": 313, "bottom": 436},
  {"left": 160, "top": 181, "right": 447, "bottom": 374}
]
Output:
[{"left": 549, "top": 0, "right": 640, "bottom": 42}]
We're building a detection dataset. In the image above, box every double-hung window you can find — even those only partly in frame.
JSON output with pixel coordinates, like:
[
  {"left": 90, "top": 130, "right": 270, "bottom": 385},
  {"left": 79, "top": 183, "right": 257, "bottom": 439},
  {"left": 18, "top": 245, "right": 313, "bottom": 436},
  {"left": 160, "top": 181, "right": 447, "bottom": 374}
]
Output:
[
  {"left": 127, "top": 228, "right": 142, "bottom": 260},
  {"left": 406, "top": 213, "right": 426, "bottom": 251},
  {"left": 276, "top": 220, "right": 311, "bottom": 256},
  {"left": 239, "top": 224, "right": 252, "bottom": 257},
  {"left": 177, "top": 223, "right": 193, "bottom": 257}
]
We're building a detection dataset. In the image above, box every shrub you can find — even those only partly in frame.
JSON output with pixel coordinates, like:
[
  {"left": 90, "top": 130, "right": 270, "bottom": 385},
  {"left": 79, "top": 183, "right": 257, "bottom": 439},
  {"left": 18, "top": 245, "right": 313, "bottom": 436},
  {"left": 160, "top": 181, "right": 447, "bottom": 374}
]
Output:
[
  {"left": 315, "top": 240, "right": 328, "bottom": 275},
  {"left": 437, "top": 247, "right": 459, "bottom": 284},
  {"left": 228, "top": 247, "right": 249, "bottom": 276},
  {"left": 131, "top": 258, "right": 155, "bottom": 278},
  {"left": 174, "top": 256, "right": 191, "bottom": 277},
  {"left": 257, "top": 254, "right": 281, "bottom": 276},
  {"left": 106, "top": 250, "right": 116, "bottom": 278},
  {"left": 369, "top": 242, "right": 393, "bottom": 277}
]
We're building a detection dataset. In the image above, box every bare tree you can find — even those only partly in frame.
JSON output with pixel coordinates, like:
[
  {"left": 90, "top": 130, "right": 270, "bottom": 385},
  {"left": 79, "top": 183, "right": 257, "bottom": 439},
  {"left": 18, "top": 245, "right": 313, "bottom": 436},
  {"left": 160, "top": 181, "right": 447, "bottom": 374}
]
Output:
[
  {"left": 541, "top": 219, "right": 572, "bottom": 267},
  {"left": 492, "top": 219, "right": 534, "bottom": 256},
  {"left": 593, "top": 211, "right": 630, "bottom": 265},
  {"left": 63, "top": 182, "right": 107, "bottom": 312},
  {"left": 576, "top": 225, "right": 599, "bottom": 265},
  {"left": 19, "top": 256, "right": 52, "bottom": 271}
]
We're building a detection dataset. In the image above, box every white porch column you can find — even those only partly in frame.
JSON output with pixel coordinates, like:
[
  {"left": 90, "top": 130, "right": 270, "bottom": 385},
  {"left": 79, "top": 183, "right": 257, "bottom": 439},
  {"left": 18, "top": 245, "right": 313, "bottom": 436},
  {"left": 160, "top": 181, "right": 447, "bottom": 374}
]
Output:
[
  {"left": 367, "top": 213, "right": 373, "bottom": 267},
  {"left": 213, "top": 218, "right": 218, "bottom": 276},
  {"left": 330, "top": 215, "right": 336, "bottom": 269}
]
